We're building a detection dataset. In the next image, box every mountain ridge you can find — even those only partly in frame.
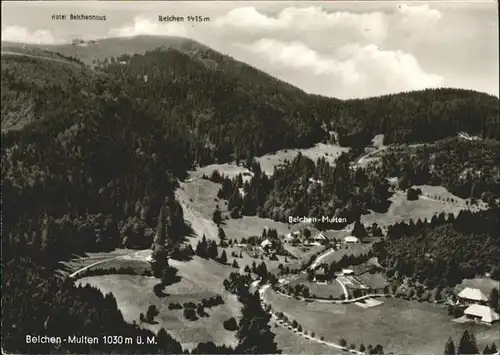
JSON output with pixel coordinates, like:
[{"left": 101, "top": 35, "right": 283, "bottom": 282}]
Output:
[{"left": 2, "top": 35, "right": 498, "bottom": 145}]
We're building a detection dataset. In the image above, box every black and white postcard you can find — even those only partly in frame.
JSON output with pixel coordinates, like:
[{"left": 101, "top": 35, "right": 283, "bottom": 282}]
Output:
[{"left": 1, "top": 1, "right": 499, "bottom": 354}]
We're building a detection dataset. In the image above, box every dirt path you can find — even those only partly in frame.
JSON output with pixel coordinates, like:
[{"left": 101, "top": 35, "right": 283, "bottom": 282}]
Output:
[
  {"left": 335, "top": 278, "right": 349, "bottom": 299},
  {"left": 310, "top": 247, "right": 336, "bottom": 269},
  {"left": 69, "top": 249, "right": 151, "bottom": 279}
]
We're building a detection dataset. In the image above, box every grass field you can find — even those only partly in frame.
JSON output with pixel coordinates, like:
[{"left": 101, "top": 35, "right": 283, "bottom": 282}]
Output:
[
  {"left": 223, "top": 245, "right": 299, "bottom": 274},
  {"left": 264, "top": 288, "right": 499, "bottom": 354},
  {"left": 272, "top": 322, "right": 351, "bottom": 355},
  {"left": 287, "top": 274, "right": 345, "bottom": 299},
  {"left": 284, "top": 244, "right": 325, "bottom": 262},
  {"left": 256, "top": 143, "right": 350, "bottom": 176},
  {"left": 354, "top": 272, "right": 389, "bottom": 290},
  {"left": 313, "top": 244, "right": 373, "bottom": 267},
  {"left": 360, "top": 191, "right": 473, "bottom": 229},
  {"left": 77, "top": 257, "right": 241, "bottom": 350},
  {"left": 176, "top": 179, "right": 222, "bottom": 245},
  {"left": 415, "top": 185, "right": 488, "bottom": 210},
  {"left": 223, "top": 216, "right": 291, "bottom": 242},
  {"left": 188, "top": 164, "right": 253, "bottom": 181},
  {"left": 57, "top": 249, "right": 140, "bottom": 276}
]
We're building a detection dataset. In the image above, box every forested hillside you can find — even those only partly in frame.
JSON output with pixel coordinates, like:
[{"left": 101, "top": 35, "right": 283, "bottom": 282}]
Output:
[
  {"left": 2, "top": 41, "right": 499, "bottom": 263},
  {"left": 327, "top": 88, "right": 499, "bottom": 146},
  {"left": 373, "top": 208, "right": 500, "bottom": 287},
  {"left": 1, "top": 53, "right": 94, "bottom": 130},
  {"left": 213, "top": 152, "right": 391, "bottom": 229},
  {"left": 3, "top": 36, "right": 499, "bottom": 148},
  {"left": 379, "top": 137, "right": 500, "bottom": 202}
]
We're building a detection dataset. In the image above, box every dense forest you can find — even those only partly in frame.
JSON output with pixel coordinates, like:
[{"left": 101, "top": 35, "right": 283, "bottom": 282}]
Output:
[
  {"left": 328, "top": 88, "right": 499, "bottom": 146},
  {"left": 378, "top": 137, "right": 500, "bottom": 201},
  {"left": 212, "top": 152, "right": 391, "bottom": 229},
  {"left": 372, "top": 208, "right": 500, "bottom": 288}
]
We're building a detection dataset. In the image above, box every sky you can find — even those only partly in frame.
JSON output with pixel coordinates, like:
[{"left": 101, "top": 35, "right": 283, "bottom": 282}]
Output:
[{"left": 1, "top": 1, "right": 498, "bottom": 99}]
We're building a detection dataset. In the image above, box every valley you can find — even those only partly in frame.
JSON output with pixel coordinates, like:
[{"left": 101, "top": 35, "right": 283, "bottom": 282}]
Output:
[{"left": 70, "top": 144, "right": 499, "bottom": 354}]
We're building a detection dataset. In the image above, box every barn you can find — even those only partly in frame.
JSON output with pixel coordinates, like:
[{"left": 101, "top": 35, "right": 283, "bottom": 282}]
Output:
[{"left": 464, "top": 304, "right": 499, "bottom": 324}]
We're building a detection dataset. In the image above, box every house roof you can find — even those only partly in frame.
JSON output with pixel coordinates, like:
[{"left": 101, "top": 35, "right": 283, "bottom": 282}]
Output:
[
  {"left": 464, "top": 304, "right": 499, "bottom": 323},
  {"left": 342, "top": 269, "right": 354, "bottom": 274},
  {"left": 344, "top": 236, "right": 359, "bottom": 243},
  {"left": 260, "top": 239, "right": 272, "bottom": 247},
  {"left": 314, "top": 232, "right": 327, "bottom": 240},
  {"left": 458, "top": 287, "right": 488, "bottom": 302}
]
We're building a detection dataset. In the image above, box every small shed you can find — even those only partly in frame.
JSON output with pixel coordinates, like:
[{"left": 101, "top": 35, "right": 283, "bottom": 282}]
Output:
[{"left": 344, "top": 236, "right": 360, "bottom": 244}]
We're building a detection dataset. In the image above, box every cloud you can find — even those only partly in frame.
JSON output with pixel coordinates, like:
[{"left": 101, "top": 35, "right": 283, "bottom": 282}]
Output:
[
  {"left": 214, "top": 5, "right": 442, "bottom": 44},
  {"left": 109, "top": 16, "right": 189, "bottom": 38},
  {"left": 1, "top": 26, "right": 56, "bottom": 44},
  {"left": 239, "top": 38, "right": 444, "bottom": 98}
]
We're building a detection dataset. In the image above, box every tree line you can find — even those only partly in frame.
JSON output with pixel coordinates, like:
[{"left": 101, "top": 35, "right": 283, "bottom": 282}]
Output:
[
  {"left": 372, "top": 208, "right": 500, "bottom": 289},
  {"left": 212, "top": 153, "right": 391, "bottom": 229}
]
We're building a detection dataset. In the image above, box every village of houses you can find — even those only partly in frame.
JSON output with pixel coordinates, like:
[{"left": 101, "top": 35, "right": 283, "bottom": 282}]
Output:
[{"left": 237, "top": 225, "right": 500, "bottom": 327}]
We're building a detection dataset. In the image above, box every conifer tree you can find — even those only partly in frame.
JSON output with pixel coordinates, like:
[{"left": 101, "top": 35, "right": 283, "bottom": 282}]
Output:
[
  {"left": 444, "top": 337, "right": 456, "bottom": 355},
  {"left": 219, "top": 250, "right": 228, "bottom": 264},
  {"left": 457, "top": 331, "right": 479, "bottom": 355}
]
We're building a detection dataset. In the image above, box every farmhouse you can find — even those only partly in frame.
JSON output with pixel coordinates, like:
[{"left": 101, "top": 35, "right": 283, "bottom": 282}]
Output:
[
  {"left": 464, "top": 304, "right": 500, "bottom": 324},
  {"left": 313, "top": 268, "right": 328, "bottom": 283},
  {"left": 344, "top": 236, "right": 360, "bottom": 244},
  {"left": 457, "top": 287, "right": 488, "bottom": 305},
  {"left": 310, "top": 232, "right": 328, "bottom": 245},
  {"left": 313, "top": 232, "right": 327, "bottom": 241},
  {"left": 342, "top": 269, "right": 354, "bottom": 275}
]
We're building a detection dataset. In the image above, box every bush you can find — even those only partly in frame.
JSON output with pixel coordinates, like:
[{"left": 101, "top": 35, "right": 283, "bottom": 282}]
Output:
[
  {"left": 184, "top": 308, "right": 198, "bottom": 321},
  {"left": 311, "top": 332, "right": 315, "bottom": 338},
  {"left": 223, "top": 317, "right": 238, "bottom": 331},
  {"left": 339, "top": 338, "right": 348, "bottom": 347},
  {"left": 168, "top": 302, "right": 182, "bottom": 310},
  {"left": 183, "top": 302, "right": 196, "bottom": 309},
  {"left": 320, "top": 336, "right": 325, "bottom": 341},
  {"left": 146, "top": 304, "right": 159, "bottom": 323}
]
